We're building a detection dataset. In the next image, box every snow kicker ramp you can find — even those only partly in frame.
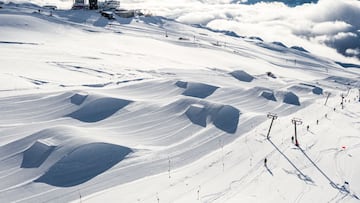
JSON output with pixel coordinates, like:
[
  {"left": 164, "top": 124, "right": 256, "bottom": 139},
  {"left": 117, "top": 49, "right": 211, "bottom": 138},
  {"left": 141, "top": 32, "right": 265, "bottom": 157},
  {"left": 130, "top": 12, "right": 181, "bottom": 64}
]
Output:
[
  {"left": 260, "top": 90, "right": 277, "bottom": 101},
  {"left": 280, "top": 91, "right": 301, "bottom": 106},
  {"left": 0, "top": 126, "right": 133, "bottom": 191},
  {"left": 70, "top": 92, "right": 88, "bottom": 105},
  {"left": 21, "top": 140, "right": 56, "bottom": 168},
  {"left": 230, "top": 70, "right": 255, "bottom": 82},
  {"left": 185, "top": 103, "right": 240, "bottom": 133},
  {"left": 35, "top": 143, "right": 132, "bottom": 187},
  {"left": 67, "top": 97, "right": 132, "bottom": 122},
  {"left": 176, "top": 81, "right": 219, "bottom": 98}
]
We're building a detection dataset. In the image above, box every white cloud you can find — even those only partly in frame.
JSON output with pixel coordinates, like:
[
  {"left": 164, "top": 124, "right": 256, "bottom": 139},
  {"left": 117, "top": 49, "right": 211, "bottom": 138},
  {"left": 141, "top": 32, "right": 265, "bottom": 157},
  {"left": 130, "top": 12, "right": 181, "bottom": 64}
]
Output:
[
  {"left": 346, "top": 48, "right": 360, "bottom": 56},
  {"left": 333, "top": 32, "right": 357, "bottom": 41},
  {"left": 311, "top": 21, "right": 352, "bottom": 36},
  {"left": 177, "top": 12, "right": 216, "bottom": 25}
]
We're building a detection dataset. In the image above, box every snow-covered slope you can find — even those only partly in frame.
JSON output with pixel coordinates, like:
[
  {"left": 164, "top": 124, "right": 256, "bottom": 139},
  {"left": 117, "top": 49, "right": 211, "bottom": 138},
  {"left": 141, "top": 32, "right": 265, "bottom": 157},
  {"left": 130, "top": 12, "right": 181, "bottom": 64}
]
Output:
[{"left": 0, "top": 3, "right": 360, "bottom": 203}]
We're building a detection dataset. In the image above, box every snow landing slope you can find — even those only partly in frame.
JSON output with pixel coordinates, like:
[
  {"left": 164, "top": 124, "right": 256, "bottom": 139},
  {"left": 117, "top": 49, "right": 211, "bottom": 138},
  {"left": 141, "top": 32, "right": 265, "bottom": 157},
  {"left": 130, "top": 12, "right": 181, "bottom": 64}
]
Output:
[{"left": 0, "top": 3, "right": 360, "bottom": 203}]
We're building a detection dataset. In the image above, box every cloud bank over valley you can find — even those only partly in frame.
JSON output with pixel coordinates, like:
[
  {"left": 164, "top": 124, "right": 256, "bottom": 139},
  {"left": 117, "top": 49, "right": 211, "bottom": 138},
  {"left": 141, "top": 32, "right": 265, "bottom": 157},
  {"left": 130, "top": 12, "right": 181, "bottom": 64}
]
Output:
[{"left": 121, "top": 0, "right": 360, "bottom": 62}]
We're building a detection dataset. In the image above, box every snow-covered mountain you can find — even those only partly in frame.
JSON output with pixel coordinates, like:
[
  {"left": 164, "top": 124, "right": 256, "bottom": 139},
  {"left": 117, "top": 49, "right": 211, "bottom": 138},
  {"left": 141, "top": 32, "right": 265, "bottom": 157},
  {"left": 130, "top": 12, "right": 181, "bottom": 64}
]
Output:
[
  {"left": 3, "top": 0, "right": 360, "bottom": 61},
  {"left": 0, "top": 2, "right": 360, "bottom": 203}
]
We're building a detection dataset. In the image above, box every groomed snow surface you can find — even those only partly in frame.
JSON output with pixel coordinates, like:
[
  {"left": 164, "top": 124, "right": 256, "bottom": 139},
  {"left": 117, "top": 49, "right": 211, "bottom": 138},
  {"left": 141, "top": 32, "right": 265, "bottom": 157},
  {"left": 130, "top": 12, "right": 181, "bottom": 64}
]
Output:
[{"left": 0, "top": 3, "right": 360, "bottom": 203}]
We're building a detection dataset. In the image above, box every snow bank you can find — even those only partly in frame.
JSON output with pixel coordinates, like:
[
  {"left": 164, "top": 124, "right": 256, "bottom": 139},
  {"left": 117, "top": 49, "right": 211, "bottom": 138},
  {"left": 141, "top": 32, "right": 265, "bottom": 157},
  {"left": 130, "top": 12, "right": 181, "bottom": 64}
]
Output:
[
  {"left": 67, "top": 97, "right": 132, "bottom": 122},
  {"left": 35, "top": 143, "right": 132, "bottom": 187},
  {"left": 230, "top": 70, "right": 255, "bottom": 82}
]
